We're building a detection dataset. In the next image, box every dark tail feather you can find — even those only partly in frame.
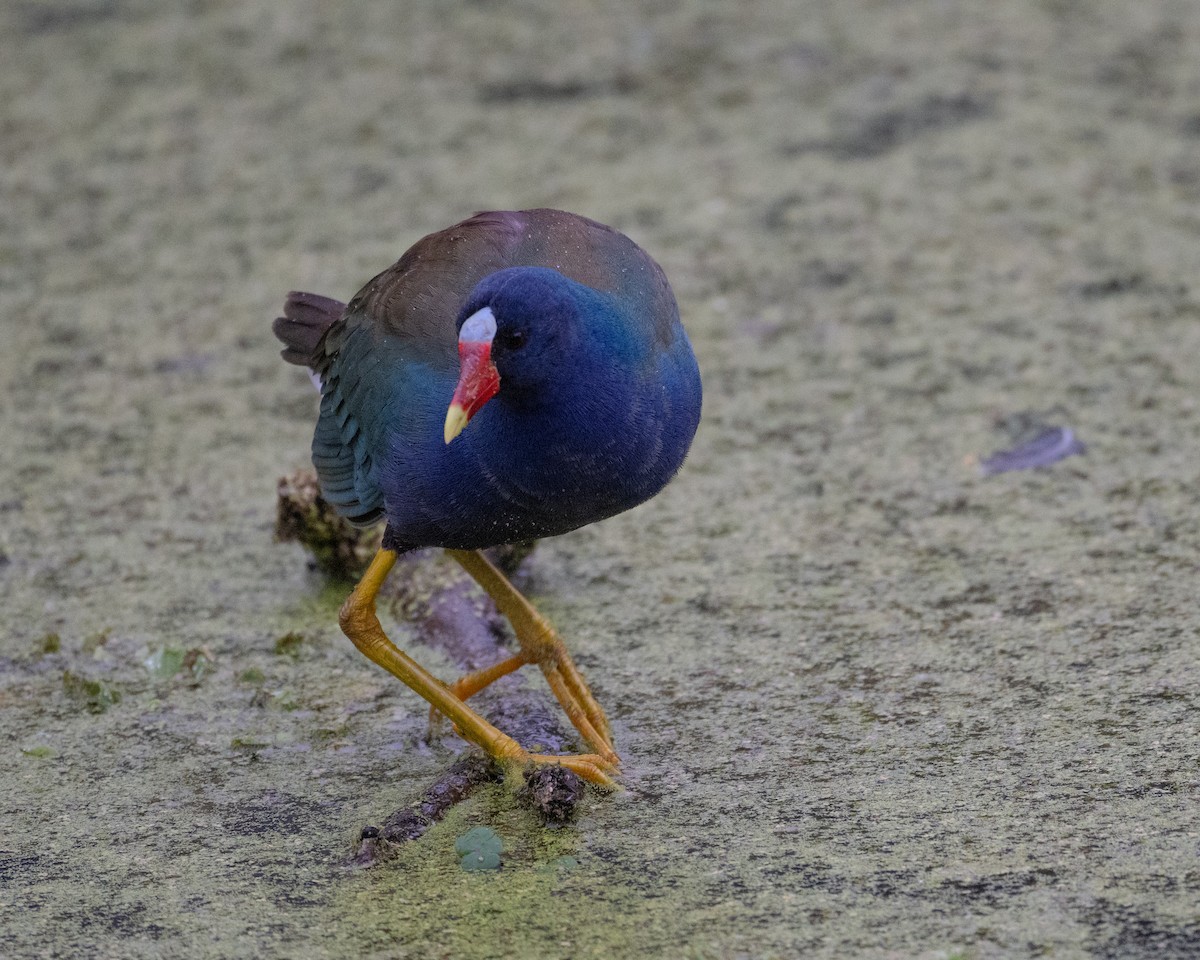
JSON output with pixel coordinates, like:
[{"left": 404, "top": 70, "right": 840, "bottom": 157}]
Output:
[{"left": 272, "top": 291, "right": 346, "bottom": 366}]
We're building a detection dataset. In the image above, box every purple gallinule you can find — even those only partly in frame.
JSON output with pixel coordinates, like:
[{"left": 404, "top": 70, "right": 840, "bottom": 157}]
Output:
[{"left": 274, "top": 209, "right": 702, "bottom": 786}]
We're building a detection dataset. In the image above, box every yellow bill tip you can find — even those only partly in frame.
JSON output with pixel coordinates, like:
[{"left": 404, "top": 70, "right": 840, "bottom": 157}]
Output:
[{"left": 444, "top": 404, "right": 469, "bottom": 444}]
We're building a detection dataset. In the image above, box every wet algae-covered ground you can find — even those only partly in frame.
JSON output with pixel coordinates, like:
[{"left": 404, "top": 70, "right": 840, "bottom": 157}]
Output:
[{"left": 4, "top": 1, "right": 1200, "bottom": 957}]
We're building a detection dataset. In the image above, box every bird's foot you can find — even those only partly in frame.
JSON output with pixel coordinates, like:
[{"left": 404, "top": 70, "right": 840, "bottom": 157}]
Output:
[
  {"left": 524, "top": 752, "right": 619, "bottom": 789},
  {"left": 429, "top": 641, "right": 618, "bottom": 766},
  {"left": 430, "top": 704, "right": 620, "bottom": 789},
  {"left": 466, "top": 721, "right": 619, "bottom": 788}
]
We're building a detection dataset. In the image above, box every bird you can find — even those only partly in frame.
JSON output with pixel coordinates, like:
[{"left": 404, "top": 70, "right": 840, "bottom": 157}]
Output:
[{"left": 273, "top": 209, "right": 702, "bottom": 787}]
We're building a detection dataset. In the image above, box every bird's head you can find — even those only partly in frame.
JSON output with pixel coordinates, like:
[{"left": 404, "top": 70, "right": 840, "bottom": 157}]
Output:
[{"left": 444, "top": 267, "right": 596, "bottom": 443}]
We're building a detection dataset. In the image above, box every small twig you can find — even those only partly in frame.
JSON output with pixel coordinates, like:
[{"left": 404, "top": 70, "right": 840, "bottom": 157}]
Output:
[{"left": 352, "top": 753, "right": 502, "bottom": 866}]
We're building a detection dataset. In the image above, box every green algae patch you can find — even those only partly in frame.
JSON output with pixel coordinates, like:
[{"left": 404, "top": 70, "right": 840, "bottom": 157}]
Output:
[
  {"left": 229, "top": 735, "right": 273, "bottom": 751},
  {"left": 330, "top": 799, "right": 701, "bottom": 958},
  {"left": 540, "top": 855, "right": 579, "bottom": 873},
  {"left": 6, "top": 2, "right": 1200, "bottom": 957},
  {"left": 269, "top": 688, "right": 303, "bottom": 712}
]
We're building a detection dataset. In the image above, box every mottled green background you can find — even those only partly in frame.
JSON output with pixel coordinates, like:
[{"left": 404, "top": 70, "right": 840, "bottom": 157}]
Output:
[{"left": 4, "top": 1, "right": 1200, "bottom": 957}]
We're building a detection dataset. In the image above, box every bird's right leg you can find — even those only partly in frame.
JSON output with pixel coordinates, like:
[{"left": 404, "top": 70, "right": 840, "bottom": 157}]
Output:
[
  {"left": 339, "top": 548, "right": 617, "bottom": 787},
  {"left": 444, "top": 549, "right": 618, "bottom": 766}
]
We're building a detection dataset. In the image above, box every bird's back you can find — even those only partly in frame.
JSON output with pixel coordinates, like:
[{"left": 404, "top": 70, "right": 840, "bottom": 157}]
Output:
[{"left": 345, "top": 209, "right": 677, "bottom": 350}]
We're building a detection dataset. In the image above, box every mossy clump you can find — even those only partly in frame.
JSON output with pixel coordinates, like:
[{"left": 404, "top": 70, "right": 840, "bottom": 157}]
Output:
[
  {"left": 275, "top": 469, "right": 380, "bottom": 579},
  {"left": 273, "top": 631, "right": 306, "bottom": 658},
  {"left": 518, "top": 764, "right": 586, "bottom": 824}
]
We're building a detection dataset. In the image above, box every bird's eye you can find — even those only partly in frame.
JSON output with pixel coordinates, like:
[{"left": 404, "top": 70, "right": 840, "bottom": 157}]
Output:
[{"left": 496, "top": 328, "right": 527, "bottom": 351}]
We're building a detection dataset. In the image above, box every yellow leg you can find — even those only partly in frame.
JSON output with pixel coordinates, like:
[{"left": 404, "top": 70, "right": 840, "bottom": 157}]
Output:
[
  {"left": 447, "top": 653, "right": 529, "bottom": 700},
  {"left": 340, "top": 548, "right": 617, "bottom": 787},
  {"left": 427, "top": 653, "right": 526, "bottom": 738},
  {"left": 446, "top": 549, "right": 618, "bottom": 766}
]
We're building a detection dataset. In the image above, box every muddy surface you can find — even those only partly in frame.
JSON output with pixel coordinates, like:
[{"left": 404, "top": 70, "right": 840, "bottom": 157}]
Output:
[{"left": 4, "top": 1, "right": 1200, "bottom": 957}]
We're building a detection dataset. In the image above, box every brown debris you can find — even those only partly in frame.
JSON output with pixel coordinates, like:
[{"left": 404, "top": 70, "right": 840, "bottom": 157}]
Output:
[
  {"left": 352, "top": 754, "right": 503, "bottom": 865},
  {"left": 519, "top": 764, "right": 586, "bottom": 825}
]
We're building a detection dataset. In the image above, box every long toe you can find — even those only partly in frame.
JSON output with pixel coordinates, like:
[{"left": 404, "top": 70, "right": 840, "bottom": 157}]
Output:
[{"left": 527, "top": 752, "right": 620, "bottom": 789}]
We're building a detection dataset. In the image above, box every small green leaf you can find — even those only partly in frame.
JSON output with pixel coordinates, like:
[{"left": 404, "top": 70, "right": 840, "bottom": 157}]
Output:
[
  {"left": 454, "top": 826, "right": 502, "bottom": 857},
  {"left": 460, "top": 849, "right": 501, "bottom": 871},
  {"left": 144, "top": 646, "right": 185, "bottom": 678}
]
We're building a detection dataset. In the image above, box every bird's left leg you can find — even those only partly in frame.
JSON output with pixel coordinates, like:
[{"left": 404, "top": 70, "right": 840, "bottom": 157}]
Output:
[{"left": 443, "top": 549, "right": 618, "bottom": 766}]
